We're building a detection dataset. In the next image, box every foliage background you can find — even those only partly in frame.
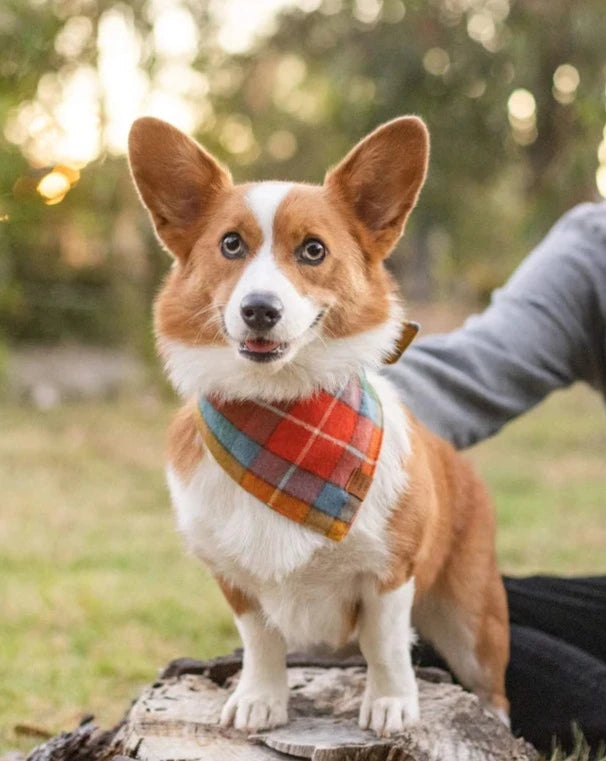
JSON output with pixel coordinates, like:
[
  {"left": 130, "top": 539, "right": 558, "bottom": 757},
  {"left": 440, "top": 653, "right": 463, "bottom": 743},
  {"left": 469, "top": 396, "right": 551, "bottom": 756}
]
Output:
[{"left": 1, "top": 0, "right": 605, "bottom": 351}]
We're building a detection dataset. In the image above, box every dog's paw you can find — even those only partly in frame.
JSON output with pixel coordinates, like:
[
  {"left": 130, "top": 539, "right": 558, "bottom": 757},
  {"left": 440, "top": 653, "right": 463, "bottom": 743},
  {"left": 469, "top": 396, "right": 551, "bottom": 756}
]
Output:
[
  {"left": 358, "top": 694, "right": 420, "bottom": 737},
  {"left": 220, "top": 690, "right": 288, "bottom": 732}
]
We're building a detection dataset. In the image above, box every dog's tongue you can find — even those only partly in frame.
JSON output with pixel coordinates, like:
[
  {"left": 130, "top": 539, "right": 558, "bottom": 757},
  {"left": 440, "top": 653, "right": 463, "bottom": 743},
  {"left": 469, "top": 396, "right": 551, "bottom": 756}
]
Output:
[{"left": 244, "top": 338, "right": 280, "bottom": 353}]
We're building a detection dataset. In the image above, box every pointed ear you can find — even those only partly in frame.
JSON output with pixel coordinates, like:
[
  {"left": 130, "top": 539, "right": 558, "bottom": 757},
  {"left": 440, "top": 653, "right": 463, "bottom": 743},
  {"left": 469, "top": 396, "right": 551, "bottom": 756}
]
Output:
[
  {"left": 324, "top": 116, "right": 429, "bottom": 258},
  {"left": 128, "top": 117, "right": 231, "bottom": 260}
]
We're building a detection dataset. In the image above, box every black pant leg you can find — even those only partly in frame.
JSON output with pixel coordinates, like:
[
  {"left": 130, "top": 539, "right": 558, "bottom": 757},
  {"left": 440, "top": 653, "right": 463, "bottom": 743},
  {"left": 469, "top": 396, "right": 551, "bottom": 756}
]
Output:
[
  {"left": 505, "top": 575, "right": 606, "bottom": 662},
  {"left": 507, "top": 623, "right": 606, "bottom": 753},
  {"left": 414, "top": 575, "right": 606, "bottom": 753}
]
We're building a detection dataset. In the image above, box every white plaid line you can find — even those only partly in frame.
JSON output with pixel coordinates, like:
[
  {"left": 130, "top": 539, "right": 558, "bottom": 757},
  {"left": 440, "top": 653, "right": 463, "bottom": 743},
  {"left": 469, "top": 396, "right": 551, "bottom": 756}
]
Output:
[
  {"left": 257, "top": 399, "right": 380, "bottom": 467},
  {"left": 266, "top": 387, "right": 346, "bottom": 509}
]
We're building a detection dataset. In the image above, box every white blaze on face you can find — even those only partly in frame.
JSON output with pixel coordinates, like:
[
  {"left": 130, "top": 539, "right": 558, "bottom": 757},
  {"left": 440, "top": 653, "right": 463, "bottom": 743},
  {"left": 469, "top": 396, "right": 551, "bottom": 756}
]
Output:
[{"left": 223, "top": 182, "right": 320, "bottom": 345}]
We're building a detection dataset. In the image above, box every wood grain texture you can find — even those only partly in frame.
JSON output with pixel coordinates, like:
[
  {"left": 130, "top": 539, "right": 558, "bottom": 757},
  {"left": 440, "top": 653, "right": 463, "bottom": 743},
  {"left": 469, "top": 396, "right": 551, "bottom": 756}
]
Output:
[
  {"left": 114, "top": 664, "right": 537, "bottom": 761},
  {"left": 25, "top": 655, "right": 537, "bottom": 761}
]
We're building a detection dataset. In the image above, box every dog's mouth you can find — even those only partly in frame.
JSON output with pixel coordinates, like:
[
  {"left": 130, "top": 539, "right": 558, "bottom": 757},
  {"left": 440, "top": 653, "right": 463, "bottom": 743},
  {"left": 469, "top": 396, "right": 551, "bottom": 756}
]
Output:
[
  {"left": 238, "top": 338, "right": 288, "bottom": 363},
  {"left": 226, "top": 309, "right": 326, "bottom": 364}
]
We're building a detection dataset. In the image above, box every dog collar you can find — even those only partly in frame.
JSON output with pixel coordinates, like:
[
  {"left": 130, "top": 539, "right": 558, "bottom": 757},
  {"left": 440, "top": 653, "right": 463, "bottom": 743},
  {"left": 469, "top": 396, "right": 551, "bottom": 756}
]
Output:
[
  {"left": 383, "top": 320, "right": 420, "bottom": 364},
  {"left": 196, "top": 374, "right": 383, "bottom": 541}
]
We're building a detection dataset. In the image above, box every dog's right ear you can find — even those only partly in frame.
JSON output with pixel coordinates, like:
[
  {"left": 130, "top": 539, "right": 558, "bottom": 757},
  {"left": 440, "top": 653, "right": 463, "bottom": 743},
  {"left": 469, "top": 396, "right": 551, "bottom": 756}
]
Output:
[{"left": 128, "top": 117, "right": 231, "bottom": 261}]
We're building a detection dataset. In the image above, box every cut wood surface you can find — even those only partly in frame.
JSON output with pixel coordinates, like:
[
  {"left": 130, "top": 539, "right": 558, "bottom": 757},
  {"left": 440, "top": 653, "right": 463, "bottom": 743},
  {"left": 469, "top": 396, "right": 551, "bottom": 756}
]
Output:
[{"left": 26, "top": 654, "right": 538, "bottom": 761}]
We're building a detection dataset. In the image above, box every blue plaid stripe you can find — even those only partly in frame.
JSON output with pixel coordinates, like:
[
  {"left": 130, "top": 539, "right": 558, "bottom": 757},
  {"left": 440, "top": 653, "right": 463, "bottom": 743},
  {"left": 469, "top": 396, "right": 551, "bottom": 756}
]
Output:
[{"left": 197, "top": 372, "right": 384, "bottom": 541}]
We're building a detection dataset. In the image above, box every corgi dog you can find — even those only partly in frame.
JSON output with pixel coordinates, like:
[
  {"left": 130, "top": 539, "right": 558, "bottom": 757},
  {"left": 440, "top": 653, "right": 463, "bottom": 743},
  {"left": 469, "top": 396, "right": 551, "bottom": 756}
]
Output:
[{"left": 127, "top": 115, "right": 509, "bottom": 738}]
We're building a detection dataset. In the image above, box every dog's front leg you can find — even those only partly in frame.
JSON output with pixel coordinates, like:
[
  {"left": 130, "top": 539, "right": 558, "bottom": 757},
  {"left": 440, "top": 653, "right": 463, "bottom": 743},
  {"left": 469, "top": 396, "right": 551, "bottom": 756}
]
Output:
[
  {"left": 220, "top": 609, "right": 289, "bottom": 732},
  {"left": 358, "top": 577, "right": 419, "bottom": 737}
]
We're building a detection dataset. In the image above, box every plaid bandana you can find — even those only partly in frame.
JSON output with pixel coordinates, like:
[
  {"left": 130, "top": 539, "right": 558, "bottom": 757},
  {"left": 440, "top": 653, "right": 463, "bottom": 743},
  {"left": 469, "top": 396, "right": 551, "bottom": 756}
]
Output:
[{"left": 196, "top": 374, "right": 383, "bottom": 541}]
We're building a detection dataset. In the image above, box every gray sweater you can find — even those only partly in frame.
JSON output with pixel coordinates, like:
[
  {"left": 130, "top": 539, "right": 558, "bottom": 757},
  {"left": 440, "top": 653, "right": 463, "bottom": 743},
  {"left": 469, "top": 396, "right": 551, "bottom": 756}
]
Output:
[{"left": 384, "top": 203, "right": 606, "bottom": 449}]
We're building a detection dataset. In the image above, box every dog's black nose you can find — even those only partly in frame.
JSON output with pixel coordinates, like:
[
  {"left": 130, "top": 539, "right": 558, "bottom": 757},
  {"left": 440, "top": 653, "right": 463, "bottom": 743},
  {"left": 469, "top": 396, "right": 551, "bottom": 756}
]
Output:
[{"left": 240, "top": 292, "right": 283, "bottom": 331}]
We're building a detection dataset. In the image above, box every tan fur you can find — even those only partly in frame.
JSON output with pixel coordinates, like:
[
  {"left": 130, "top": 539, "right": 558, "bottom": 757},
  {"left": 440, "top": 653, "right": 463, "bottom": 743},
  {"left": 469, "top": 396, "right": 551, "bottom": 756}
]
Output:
[
  {"left": 147, "top": 120, "right": 427, "bottom": 350},
  {"left": 153, "top": 182, "right": 397, "bottom": 350},
  {"left": 273, "top": 186, "right": 396, "bottom": 339},
  {"left": 128, "top": 117, "right": 232, "bottom": 261},
  {"left": 166, "top": 400, "right": 204, "bottom": 481},
  {"left": 216, "top": 575, "right": 257, "bottom": 616},
  {"left": 129, "top": 116, "right": 428, "bottom": 353},
  {"left": 383, "top": 413, "right": 509, "bottom": 711},
  {"left": 154, "top": 186, "right": 264, "bottom": 345},
  {"left": 130, "top": 114, "right": 509, "bottom": 725},
  {"left": 167, "top": 409, "right": 256, "bottom": 618},
  {"left": 167, "top": 401, "right": 509, "bottom": 713},
  {"left": 325, "top": 117, "right": 429, "bottom": 258}
]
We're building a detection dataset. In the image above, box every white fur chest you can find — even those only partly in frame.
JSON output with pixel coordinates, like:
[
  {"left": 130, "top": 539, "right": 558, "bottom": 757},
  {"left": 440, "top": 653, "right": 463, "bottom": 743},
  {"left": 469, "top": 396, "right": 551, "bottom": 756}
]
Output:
[{"left": 167, "top": 372, "right": 410, "bottom": 650}]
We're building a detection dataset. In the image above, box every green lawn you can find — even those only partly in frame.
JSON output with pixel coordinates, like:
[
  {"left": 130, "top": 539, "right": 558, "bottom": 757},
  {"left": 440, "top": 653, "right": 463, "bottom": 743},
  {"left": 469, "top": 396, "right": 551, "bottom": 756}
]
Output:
[
  {"left": 1, "top": 383, "right": 604, "bottom": 754},
  {"left": 470, "top": 384, "right": 605, "bottom": 574}
]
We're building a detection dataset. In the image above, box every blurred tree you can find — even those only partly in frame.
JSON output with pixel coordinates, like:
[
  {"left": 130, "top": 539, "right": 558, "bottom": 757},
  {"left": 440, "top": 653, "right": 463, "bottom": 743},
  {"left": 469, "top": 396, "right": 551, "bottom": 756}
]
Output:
[
  {"left": 0, "top": 0, "right": 605, "bottom": 349},
  {"left": 208, "top": 0, "right": 606, "bottom": 299},
  {"left": 0, "top": 0, "right": 216, "bottom": 350}
]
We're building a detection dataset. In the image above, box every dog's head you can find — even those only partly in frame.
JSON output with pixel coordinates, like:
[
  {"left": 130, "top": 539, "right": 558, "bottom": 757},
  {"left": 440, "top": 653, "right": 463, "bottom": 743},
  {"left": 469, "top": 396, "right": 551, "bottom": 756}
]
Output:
[{"left": 128, "top": 116, "right": 429, "bottom": 401}]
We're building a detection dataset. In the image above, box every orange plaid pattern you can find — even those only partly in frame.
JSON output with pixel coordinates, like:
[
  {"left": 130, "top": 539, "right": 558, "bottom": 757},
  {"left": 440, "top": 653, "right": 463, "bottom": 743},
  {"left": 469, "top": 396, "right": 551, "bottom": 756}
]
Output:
[{"left": 197, "top": 374, "right": 384, "bottom": 541}]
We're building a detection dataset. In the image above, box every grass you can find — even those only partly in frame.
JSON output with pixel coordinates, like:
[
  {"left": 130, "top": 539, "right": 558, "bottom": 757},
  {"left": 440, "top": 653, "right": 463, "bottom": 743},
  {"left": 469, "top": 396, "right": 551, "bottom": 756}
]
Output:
[
  {"left": 550, "top": 726, "right": 606, "bottom": 761},
  {"left": 0, "top": 383, "right": 604, "bottom": 754},
  {"left": 469, "top": 384, "right": 606, "bottom": 575}
]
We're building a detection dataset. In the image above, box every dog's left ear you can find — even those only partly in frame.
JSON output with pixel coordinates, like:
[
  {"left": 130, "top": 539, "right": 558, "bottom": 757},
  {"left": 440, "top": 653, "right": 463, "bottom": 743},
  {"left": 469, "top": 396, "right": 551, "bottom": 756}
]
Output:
[{"left": 324, "top": 116, "right": 429, "bottom": 258}]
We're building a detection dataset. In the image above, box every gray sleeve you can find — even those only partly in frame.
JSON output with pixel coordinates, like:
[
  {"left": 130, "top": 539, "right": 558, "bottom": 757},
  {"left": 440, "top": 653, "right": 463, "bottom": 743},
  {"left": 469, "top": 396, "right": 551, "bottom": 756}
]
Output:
[{"left": 383, "top": 202, "right": 606, "bottom": 449}]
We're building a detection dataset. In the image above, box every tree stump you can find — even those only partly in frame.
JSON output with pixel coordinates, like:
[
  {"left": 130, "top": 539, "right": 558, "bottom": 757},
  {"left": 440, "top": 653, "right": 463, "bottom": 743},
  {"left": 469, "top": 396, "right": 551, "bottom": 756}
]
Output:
[{"left": 26, "top": 653, "right": 538, "bottom": 761}]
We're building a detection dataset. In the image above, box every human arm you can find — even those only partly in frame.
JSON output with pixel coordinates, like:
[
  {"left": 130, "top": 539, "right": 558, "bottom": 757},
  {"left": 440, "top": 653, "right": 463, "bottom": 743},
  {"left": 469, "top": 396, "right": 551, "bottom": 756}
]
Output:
[{"left": 383, "top": 203, "right": 606, "bottom": 449}]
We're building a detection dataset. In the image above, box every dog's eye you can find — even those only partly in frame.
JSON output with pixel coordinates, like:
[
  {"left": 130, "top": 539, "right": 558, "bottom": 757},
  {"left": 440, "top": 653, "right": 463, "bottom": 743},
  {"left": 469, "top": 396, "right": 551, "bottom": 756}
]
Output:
[
  {"left": 221, "top": 232, "right": 246, "bottom": 259},
  {"left": 298, "top": 238, "right": 326, "bottom": 265}
]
